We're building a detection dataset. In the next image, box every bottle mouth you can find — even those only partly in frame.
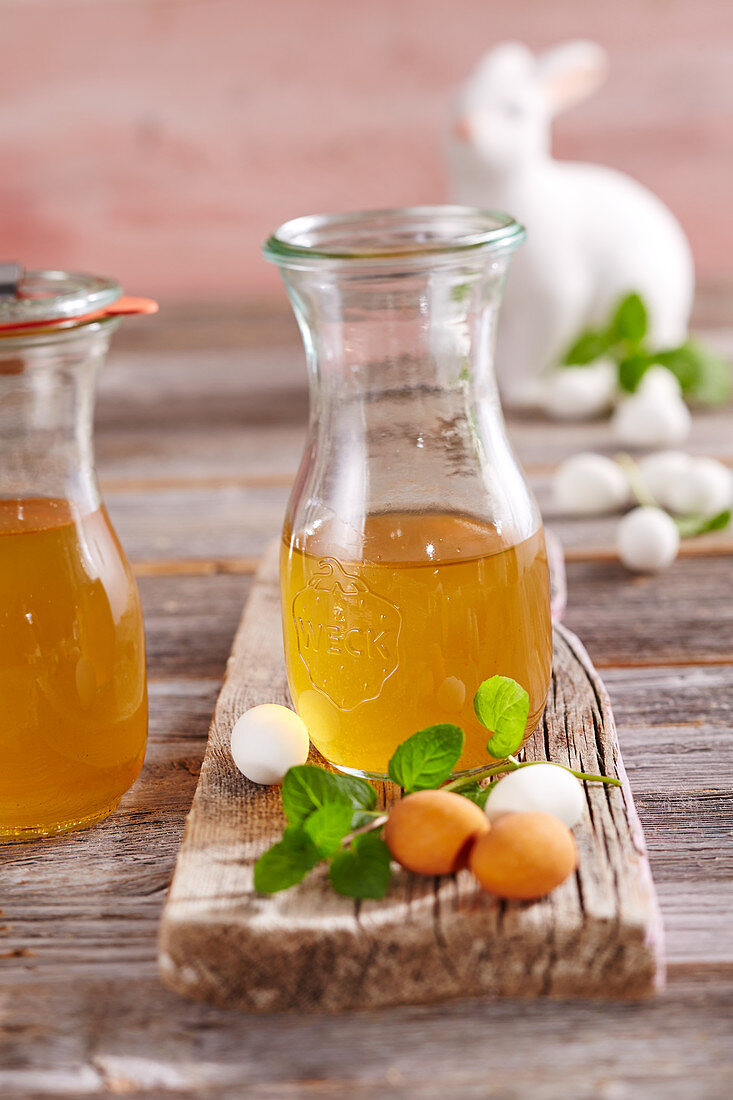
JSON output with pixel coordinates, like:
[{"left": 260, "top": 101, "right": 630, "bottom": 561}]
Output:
[{"left": 263, "top": 205, "right": 525, "bottom": 269}]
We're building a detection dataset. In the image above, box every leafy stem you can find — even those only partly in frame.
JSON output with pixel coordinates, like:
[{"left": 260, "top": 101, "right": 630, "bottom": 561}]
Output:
[
  {"left": 615, "top": 453, "right": 732, "bottom": 538},
  {"left": 615, "top": 452, "right": 657, "bottom": 508},
  {"left": 344, "top": 812, "right": 388, "bottom": 843},
  {"left": 675, "top": 508, "right": 732, "bottom": 538},
  {"left": 444, "top": 757, "right": 621, "bottom": 792},
  {"left": 561, "top": 291, "right": 732, "bottom": 405}
]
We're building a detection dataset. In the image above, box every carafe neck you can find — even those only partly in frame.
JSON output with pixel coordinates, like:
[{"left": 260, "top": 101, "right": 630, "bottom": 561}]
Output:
[
  {"left": 283, "top": 260, "right": 507, "bottom": 408},
  {"left": 281, "top": 259, "right": 539, "bottom": 547}
]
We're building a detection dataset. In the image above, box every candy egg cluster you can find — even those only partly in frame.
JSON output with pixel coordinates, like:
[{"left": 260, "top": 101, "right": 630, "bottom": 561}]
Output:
[
  {"left": 384, "top": 766, "right": 586, "bottom": 900},
  {"left": 552, "top": 448, "right": 731, "bottom": 574}
]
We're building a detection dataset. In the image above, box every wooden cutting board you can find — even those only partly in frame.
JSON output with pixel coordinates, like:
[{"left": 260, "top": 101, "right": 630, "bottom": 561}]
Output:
[{"left": 158, "top": 543, "right": 664, "bottom": 1012}]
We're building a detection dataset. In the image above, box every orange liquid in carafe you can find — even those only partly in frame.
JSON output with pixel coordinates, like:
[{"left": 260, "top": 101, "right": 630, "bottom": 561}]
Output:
[
  {"left": 0, "top": 498, "right": 148, "bottom": 839},
  {"left": 281, "top": 512, "right": 553, "bottom": 777}
]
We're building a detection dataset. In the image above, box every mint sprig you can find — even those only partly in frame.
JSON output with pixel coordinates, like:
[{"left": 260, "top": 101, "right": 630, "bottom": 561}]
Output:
[
  {"left": 561, "top": 292, "right": 731, "bottom": 405},
  {"left": 252, "top": 675, "right": 620, "bottom": 898}
]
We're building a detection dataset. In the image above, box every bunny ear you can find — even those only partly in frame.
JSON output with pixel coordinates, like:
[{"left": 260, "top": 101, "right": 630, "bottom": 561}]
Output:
[{"left": 537, "top": 41, "right": 608, "bottom": 115}]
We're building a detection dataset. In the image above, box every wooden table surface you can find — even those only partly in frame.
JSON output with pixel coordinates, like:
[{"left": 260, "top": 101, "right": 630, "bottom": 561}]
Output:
[{"left": 2, "top": 307, "right": 732, "bottom": 1098}]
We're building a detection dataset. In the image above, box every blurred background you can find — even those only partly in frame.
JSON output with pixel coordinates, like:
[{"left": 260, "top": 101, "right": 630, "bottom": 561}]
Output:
[{"left": 2, "top": 0, "right": 732, "bottom": 311}]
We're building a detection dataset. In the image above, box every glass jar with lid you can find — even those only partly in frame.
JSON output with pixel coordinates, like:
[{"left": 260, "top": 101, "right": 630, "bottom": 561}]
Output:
[{"left": 0, "top": 268, "right": 153, "bottom": 839}]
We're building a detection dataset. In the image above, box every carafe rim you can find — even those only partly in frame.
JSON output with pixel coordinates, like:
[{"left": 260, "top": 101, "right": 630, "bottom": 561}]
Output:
[{"left": 263, "top": 204, "right": 525, "bottom": 270}]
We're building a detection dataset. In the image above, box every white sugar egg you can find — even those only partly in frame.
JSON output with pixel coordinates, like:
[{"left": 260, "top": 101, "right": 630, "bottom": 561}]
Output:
[
  {"left": 542, "top": 360, "right": 618, "bottom": 421},
  {"left": 617, "top": 506, "right": 680, "bottom": 573},
  {"left": 637, "top": 365, "right": 683, "bottom": 402},
  {"left": 484, "top": 764, "right": 586, "bottom": 828},
  {"left": 637, "top": 450, "right": 693, "bottom": 509},
  {"left": 611, "top": 391, "right": 691, "bottom": 447},
  {"left": 553, "top": 452, "right": 630, "bottom": 515},
  {"left": 230, "top": 704, "right": 310, "bottom": 785},
  {"left": 664, "top": 456, "right": 732, "bottom": 517}
]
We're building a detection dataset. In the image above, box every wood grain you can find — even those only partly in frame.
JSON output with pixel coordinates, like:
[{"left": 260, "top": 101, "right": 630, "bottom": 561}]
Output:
[
  {"left": 2, "top": 975, "right": 732, "bottom": 1099},
  {"left": 158, "top": 545, "right": 663, "bottom": 1011}
]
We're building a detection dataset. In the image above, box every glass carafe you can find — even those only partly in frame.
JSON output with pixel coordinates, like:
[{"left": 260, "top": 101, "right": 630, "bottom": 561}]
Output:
[
  {"left": 264, "top": 208, "right": 552, "bottom": 779},
  {"left": 0, "top": 271, "right": 148, "bottom": 840}
]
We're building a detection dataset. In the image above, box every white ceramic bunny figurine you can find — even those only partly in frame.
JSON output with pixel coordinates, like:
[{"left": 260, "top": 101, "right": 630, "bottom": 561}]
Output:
[{"left": 447, "top": 41, "right": 695, "bottom": 406}]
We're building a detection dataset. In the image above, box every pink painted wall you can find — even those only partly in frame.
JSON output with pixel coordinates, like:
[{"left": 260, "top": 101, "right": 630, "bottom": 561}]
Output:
[{"left": 2, "top": 0, "right": 732, "bottom": 303}]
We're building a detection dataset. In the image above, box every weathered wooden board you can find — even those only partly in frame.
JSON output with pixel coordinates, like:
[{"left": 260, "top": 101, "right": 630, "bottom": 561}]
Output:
[{"left": 158, "top": 544, "right": 664, "bottom": 1012}]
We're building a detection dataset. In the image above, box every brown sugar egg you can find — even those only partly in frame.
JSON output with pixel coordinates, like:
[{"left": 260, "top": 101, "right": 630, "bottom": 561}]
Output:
[
  {"left": 384, "top": 789, "right": 490, "bottom": 875},
  {"left": 469, "top": 811, "right": 578, "bottom": 900}
]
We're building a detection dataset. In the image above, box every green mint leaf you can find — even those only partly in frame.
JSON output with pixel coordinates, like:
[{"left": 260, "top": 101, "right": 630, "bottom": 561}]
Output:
[
  {"left": 302, "top": 801, "right": 354, "bottom": 857},
  {"left": 473, "top": 675, "right": 530, "bottom": 759},
  {"left": 654, "top": 341, "right": 730, "bottom": 404},
  {"left": 459, "top": 782, "right": 491, "bottom": 810},
  {"left": 676, "top": 508, "right": 731, "bottom": 538},
  {"left": 704, "top": 508, "right": 732, "bottom": 532},
  {"left": 618, "top": 353, "right": 651, "bottom": 393},
  {"left": 388, "top": 723, "right": 464, "bottom": 792},
  {"left": 253, "top": 826, "right": 321, "bottom": 893},
  {"left": 609, "top": 292, "right": 647, "bottom": 345},
  {"left": 334, "top": 774, "right": 379, "bottom": 813},
  {"left": 653, "top": 343, "right": 701, "bottom": 392},
  {"left": 681, "top": 342, "right": 731, "bottom": 404},
  {"left": 281, "top": 766, "right": 351, "bottom": 825},
  {"left": 350, "top": 809, "right": 380, "bottom": 830},
  {"left": 563, "top": 330, "right": 609, "bottom": 365},
  {"left": 281, "top": 765, "right": 376, "bottom": 826},
  {"left": 329, "top": 832, "right": 392, "bottom": 900}
]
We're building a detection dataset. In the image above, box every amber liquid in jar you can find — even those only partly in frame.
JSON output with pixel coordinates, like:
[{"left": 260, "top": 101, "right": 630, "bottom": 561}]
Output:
[
  {"left": 0, "top": 498, "right": 148, "bottom": 839},
  {"left": 281, "top": 511, "right": 552, "bottom": 777}
]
